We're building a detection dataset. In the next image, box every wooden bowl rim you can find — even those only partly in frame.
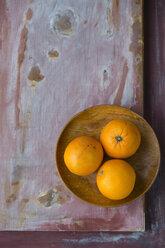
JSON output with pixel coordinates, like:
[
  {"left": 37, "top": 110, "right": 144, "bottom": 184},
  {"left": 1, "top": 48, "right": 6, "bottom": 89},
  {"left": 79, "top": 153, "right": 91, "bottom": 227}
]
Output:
[{"left": 55, "top": 104, "right": 161, "bottom": 207}]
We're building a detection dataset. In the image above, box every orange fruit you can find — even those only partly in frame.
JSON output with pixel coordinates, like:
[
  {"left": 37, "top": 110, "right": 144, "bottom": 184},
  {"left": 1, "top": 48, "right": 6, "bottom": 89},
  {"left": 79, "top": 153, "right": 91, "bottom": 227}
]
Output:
[
  {"left": 97, "top": 159, "right": 136, "bottom": 200},
  {"left": 64, "top": 136, "right": 104, "bottom": 176},
  {"left": 100, "top": 119, "right": 141, "bottom": 158}
]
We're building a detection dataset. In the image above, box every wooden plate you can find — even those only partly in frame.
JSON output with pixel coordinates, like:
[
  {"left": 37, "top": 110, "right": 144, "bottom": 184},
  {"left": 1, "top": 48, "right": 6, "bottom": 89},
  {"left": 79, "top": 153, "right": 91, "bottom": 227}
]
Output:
[{"left": 56, "top": 105, "right": 160, "bottom": 207}]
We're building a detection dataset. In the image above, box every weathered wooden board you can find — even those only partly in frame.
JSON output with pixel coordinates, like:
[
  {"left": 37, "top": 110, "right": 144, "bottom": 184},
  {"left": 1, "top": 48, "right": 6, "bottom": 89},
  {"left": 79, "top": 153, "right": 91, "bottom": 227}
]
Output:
[{"left": 0, "top": 0, "right": 144, "bottom": 231}]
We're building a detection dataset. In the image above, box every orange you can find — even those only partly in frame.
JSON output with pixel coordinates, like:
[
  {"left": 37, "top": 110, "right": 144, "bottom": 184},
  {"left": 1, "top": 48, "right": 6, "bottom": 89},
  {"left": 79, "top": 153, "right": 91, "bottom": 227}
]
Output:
[
  {"left": 64, "top": 136, "right": 103, "bottom": 176},
  {"left": 100, "top": 119, "right": 141, "bottom": 158},
  {"left": 97, "top": 159, "right": 136, "bottom": 200}
]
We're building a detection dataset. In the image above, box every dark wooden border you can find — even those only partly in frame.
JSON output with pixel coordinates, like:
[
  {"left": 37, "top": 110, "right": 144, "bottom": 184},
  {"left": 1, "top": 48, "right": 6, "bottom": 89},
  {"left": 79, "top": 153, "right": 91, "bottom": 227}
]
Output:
[{"left": 0, "top": 0, "right": 164, "bottom": 247}]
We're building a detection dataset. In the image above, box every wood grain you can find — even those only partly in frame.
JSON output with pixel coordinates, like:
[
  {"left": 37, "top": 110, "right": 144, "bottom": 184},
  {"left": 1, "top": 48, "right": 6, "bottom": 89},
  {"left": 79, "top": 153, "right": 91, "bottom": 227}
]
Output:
[{"left": 0, "top": 0, "right": 144, "bottom": 231}]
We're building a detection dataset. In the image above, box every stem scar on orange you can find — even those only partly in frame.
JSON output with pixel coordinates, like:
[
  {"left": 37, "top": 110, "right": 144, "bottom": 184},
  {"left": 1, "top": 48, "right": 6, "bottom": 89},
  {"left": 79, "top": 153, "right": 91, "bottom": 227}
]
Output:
[
  {"left": 100, "top": 119, "right": 141, "bottom": 158},
  {"left": 64, "top": 136, "right": 104, "bottom": 176},
  {"left": 97, "top": 159, "right": 136, "bottom": 200}
]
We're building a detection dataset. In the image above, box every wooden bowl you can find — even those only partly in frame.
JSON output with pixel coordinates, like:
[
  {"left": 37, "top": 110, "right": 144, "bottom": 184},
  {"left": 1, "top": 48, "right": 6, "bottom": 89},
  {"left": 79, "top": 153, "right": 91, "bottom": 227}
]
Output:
[{"left": 56, "top": 105, "right": 160, "bottom": 207}]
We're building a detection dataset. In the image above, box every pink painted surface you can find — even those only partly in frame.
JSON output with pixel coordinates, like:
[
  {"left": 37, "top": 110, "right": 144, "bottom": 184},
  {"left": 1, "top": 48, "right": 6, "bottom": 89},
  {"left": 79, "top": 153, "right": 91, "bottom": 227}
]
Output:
[{"left": 0, "top": 0, "right": 144, "bottom": 231}]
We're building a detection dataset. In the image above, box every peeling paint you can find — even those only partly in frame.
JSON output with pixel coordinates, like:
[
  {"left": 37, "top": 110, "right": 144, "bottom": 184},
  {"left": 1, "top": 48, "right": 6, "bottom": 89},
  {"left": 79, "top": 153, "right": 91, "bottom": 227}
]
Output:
[
  {"left": 37, "top": 189, "right": 57, "bottom": 207},
  {"left": 16, "top": 25, "right": 28, "bottom": 128},
  {"left": 37, "top": 185, "right": 70, "bottom": 207},
  {"left": 6, "top": 182, "right": 21, "bottom": 205},
  {"left": 58, "top": 217, "right": 83, "bottom": 226},
  {"left": 107, "top": 0, "right": 120, "bottom": 35},
  {"left": 114, "top": 60, "right": 128, "bottom": 105},
  {"left": 48, "top": 49, "right": 59, "bottom": 59},
  {"left": 27, "top": 65, "right": 44, "bottom": 82},
  {"left": 52, "top": 9, "right": 75, "bottom": 36},
  {"left": 26, "top": 8, "right": 33, "bottom": 21}
]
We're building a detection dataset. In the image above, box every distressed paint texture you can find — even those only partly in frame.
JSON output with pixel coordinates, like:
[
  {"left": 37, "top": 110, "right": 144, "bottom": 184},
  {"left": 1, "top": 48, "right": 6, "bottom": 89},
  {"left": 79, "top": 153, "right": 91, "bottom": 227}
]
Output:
[{"left": 0, "top": 0, "right": 144, "bottom": 231}]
